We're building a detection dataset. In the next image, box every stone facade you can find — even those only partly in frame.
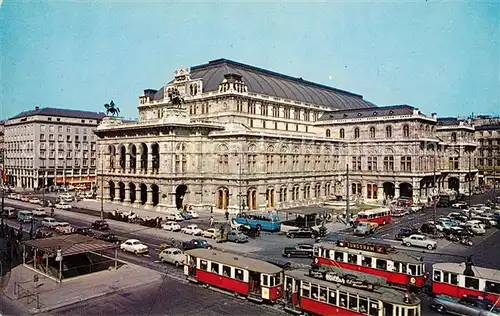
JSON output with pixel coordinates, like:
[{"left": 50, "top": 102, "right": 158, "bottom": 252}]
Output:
[
  {"left": 473, "top": 117, "right": 500, "bottom": 185},
  {"left": 96, "top": 59, "right": 478, "bottom": 213}
]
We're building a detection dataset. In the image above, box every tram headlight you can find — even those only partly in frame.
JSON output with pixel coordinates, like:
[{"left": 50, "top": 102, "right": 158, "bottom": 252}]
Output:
[
  {"left": 314, "top": 258, "right": 318, "bottom": 264},
  {"left": 410, "top": 277, "right": 416, "bottom": 284}
]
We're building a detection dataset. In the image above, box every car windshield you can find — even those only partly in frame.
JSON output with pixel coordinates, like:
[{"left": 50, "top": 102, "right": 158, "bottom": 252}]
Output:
[
  {"left": 173, "top": 251, "right": 181, "bottom": 255},
  {"left": 132, "top": 241, "right": 140, "bottom": 245},
  {"left": 198, "top": 240, "right": 207, "bottom": 245}
]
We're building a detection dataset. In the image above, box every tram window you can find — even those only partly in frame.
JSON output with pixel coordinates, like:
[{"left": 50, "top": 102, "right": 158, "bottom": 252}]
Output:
[
  {"left": 211, "top": 262, "right": 220, "bottom": 274},
  {"left": 348, "top": 254, "right": 357, "bottom": 264},
  {"left": 328, "top": 289, "right": 336, "bottom": 305},
  {"left": 443, "top": 272, "right": 449, "bottom": 283},
  {"left": 369, "top": 301, "right": 379, "bottom": 316},
  {"left": 269, "top": 276, "right": 275, "bottom": 287},
  {"left": 311, "top": 285, "right": 319, "bottom": 300},
  {"left": 319, "top": 287, "right": 327, "bottom": 302},
  {"left": 408, "top": 308, "right": 415, "bottom": 316},
  {"left": 393, "top": 262, "right": 402, "bottom": 273},
  {"left": 222, "top": 265, "right": 231, "bottom": 277},
  {"left": 486, "top": 281, "right": 500, "bottom": 294},
  {"left": 314, "top": 247, "right": 319, "bottom": 257},
  {"left": 376, "top": 259, "right": 387, "bottom": 270},
  {"left": 328, "top": 250, "right": 335, "bottom": 259},
  {"left": 359, "top": 297, "right": 368, "bottom": 314},
  {"left": 465, "top": 277, "right": 479, "bottom": 290},
  {"left": 433, "top": 270, "right": 442, "bottom": 282},
  {"left": 348, "top": 294, "right": 358, "bottom": 311},
  {"left": 417, "top": 265, "right": 423, "bottom": 275},
  {"left": 362, "top": 257, "right": 372, "bottom": 267},
  {"left": 200, "top": 260, "right": 208, "bottom": 271},
  {"left": 262, "top": 275, "right": 269, "bottom": 286},
  {"left": 450, "top": 273, "right": 458, "bottom": 285},
  {"left": 335, "top": 251, "right": 345, "bottom": 262},
  {"left": 339, "top": 291, "right": 347, "bottom": 307},
  {"left": 302, "top": 282, "right": 311, "bottom": 297},
  {"left": 235, "top": 268, "right": 244, "bottom": 281},
  {"left": 275, "top": 273, "right": 282, "bottom": 285},
  {"left": 408, "top": 264, "right": 417, "bottom": 276}
]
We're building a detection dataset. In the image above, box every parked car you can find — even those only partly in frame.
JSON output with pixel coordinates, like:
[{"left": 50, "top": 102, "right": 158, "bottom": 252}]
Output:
[
  {"left": 158, "top": 247, "right": 185, "bottom": 267},
  {"left": 55, "top": 202, "right": 72, "bottom": 210},
  {"left": 41, "top": 217, "right": 60, "bottom": 229},
  {"left": 120, "top": 239, "right": 149, "bottom": 254},
  {"left": 452, "top": 202, "right": 468, "bottom": 209},
  {"left": 55, "top": 222, "right": 75, "bottom": 235},
  {"left": 161, "top": 221, "right": 181, "bottom": 232},
  {"left": 394, "top": 227, "right": 419, "bottom": 240},
  {"left": 165, "top": 213, "right": 184, "bottom": 221},
  {"left": 420, "top": 223, "right": 439, "bottom": 235},
  {"left": 432, "top": 294, "right": 500, "bottom": 315},
  {"left": 17, "top": 210, "right": 34, "bottom": 223},
  {"left": 32, "top": 208, "right": 47, "bottom": 217},
  {"left": 185, "top": 210, "right": 199, "bottom": 219},
  {"left": 202, "top": 228, "right": 218, "bottom": 239},
  {"left": 91, "top": 220, "right": 110, "bottom": 230},
  {"left": 227, "top": 230, "right": 248, "bottom": 243},
  {"left": 74, "top": 227, "right": 93, "bottom": 236},
  {"left": 282, "top": 244, "right": 314, "bottom": 258},
  {"left": 181, "top": 224, "right": 203, "bottom": 235},
  {"left": 353, "top": 222, "right": 378, "bottom": 236},
  {"left": 1, "top": 207, "right": 17, "bottom": 219},
  {"left": 29, "top": 198, "right": 41, "bottom": 204},
  {"left": 94, "top": 232, "right": 120, "bottom": 243},
  {"left": 402, "top": 234, "right": 437, "bottom": 250},
  {"left": 461, "top": 222, "right": 486, "bottom": 235},
  {"left": 472, "top": 217, "right": 493, "bottom": 229},
  {"left": 182, "top": 239, "right": 212, "bottom": 251},
  {"left": 180, "top": 211, "right": 193, "bottom": 220},
  {"left": 20, "top": 195, "right": 31, "bottom": 202},
  {"left": 443, "top": 226, "right": 474, "bottom": 238},
  {"left": 286, "top": 227, "right": 319, "bottom": 239}
]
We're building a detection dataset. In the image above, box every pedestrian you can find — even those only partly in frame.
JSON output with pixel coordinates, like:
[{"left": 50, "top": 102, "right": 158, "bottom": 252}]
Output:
[
  {"left": 225, "top": 210, "right": 229, "bottom": 221},
  {"left": 50, "top": 208, "right": 55, "bottom": 217},
  {"left": 209, "top": 216, "right": 214, "bottom": 228}
]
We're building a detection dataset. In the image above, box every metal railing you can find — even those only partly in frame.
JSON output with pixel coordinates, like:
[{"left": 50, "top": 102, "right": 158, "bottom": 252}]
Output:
[{"left": 13, "top": 282, "right": 41, "bottom": 309}]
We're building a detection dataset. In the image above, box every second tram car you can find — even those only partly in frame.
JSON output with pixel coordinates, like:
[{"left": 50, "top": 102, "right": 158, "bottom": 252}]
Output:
[
  {"left": 313, "top": 240, "right": 426, "bottom": 290},
  {"left": 284, "top": 269, "right": 421, "bottom": 316},
  {"left": 184, "top": 248, "right": 283, "bottom": 302},
  {"left": 432, "top": 262, "right": 500, "bottom": 305}
]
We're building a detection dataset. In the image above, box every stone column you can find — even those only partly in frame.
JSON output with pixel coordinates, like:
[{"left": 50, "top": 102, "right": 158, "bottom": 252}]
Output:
[
  {"left": 125, "top": 150, "right": 130, "bottom": 173},
  {"left": 113, "top": 186, "right": 121, "bottom": 203},
  {"left": 133, "top": 188, "right": 142, "bottom": 206},
  {"left": 145, "top": 189, "right": 154, "bottom": 208},
  {"left": 148, "top": 151, "right": 154, "bottom": 175},
  {"left": 377, "top": 185, "right": 384, "bottom": 202},
  {"left": 123, "top": 187, "right": 131, "bottom": 203}
]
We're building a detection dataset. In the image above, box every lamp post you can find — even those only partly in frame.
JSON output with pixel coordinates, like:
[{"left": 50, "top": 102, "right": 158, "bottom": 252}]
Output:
[
  {"left": 468, "top": 151, "right": 473, "bottom": 219},
  {"left": 100, "top": 149, "right": 104, "bottom": 220},
  {"left": 345, "top": 163, "right": 350, "bottom": 220}
]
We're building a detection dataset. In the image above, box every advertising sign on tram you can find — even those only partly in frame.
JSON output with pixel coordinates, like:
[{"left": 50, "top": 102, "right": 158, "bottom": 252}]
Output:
[{"left": 308, "top": 269, "right": 375, "bottom": 291}]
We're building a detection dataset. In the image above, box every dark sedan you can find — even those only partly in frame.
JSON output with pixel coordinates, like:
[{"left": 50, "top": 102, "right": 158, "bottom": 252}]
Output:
[
  {"left": 286, "top": 228, "right": 318, "bottom": 239},
  {"left": 282, "top": 244, "right": 314, "bottom": 258},
  {"left": 394, "top": 227, "right": 419, "bottom": 240},
  {"left": 91, "top": 220, "right": 110, "bottom": 230}
]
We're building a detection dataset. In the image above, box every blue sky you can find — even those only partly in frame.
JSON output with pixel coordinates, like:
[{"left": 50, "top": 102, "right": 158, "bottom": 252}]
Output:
[{"left": 1, "top": 1, "right": 499, "bottom": 120}]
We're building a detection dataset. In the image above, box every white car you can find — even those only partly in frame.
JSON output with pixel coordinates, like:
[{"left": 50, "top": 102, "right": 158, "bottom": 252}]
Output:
[
  {"left": 402, "top": 234, "right": 438, "bottom": 250},
  {"left": 55, "top": 222, "right": 75, "bottom": 234},
  {"left": 29, "top": 198, "right": 41, "bottom": 204},
  {"left": 181, "top": 224, "right": 203, "bottom": 236},
  {"left": 41, "top": 217, "right": 60, "bottom": 229},
  {"left": 120, "top": 239, "right": 149, "bottom": 255},
  {"left": 202, "top": 228, "right": 218, "bottom": 239},
  {"left": 463, "top": 222, "right": 485, "bottom": 235},
  {"left": 32, "top": 208, "right": 47, "bottom": 217},
  {"left": 185, "top": 210, "right": 199, "bottom": 219},
  {"left": 55, "top": 202, "right": 72, "bottom": 210},
  {"left": 466, "top": 220, "right": 486, "bottom": 230},
  {"left": 158, "top": 247, "right": 185, "bottom": 267},
  {"left": 166, "top": 213, "right": 184, "bottom": 221},
  {"left": 161, "top": 221, "right": 181, "bottom": 232},
  {"left": 452, "top": 202, "right": 468, "bottom": 209}
]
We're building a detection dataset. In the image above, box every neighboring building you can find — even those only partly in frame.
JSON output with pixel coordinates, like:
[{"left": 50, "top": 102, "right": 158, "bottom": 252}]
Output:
[
  {"left": 0, "top": 121, "right": 5, "bottom": 174},
  {"left": 4, "top": 107, "right": 105, "bottom": 189},
  {"left": 473, "top": 121, "right": 500, "bottom": 186},
  {"left": 95, "top": 58, "right": 478, "bottom": 213}
]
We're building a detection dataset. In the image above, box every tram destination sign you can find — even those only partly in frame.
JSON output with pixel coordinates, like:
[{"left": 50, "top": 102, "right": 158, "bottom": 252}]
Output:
[
  {"left": 308, "top": 270, "right": 375, "bottom": 291},
  {"left": 337, "top": 240, "right": 390, "bottom": 254}
]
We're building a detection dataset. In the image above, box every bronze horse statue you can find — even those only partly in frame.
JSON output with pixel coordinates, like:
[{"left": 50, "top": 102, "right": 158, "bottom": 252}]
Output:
[
  {"left": 168, "top": 88, "right": 185, "bottom": 107},
  {"left": 104, "top": 101, "right": 120, "bottom": 117}
]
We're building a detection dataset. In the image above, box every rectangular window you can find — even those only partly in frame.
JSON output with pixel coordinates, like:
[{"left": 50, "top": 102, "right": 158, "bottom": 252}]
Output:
[
  {"left": 347, "top": 254, "right": 357, "bottom": 264},
  {"left": 301, "top": 282, "right": 310, "bottom": 298},
  {"left": 58, "top": 126, "right": 63, "bottom": 133},
  {"left": 486, "top": 281, "right": 500, "bottom": 294},
  {"left": 310, "top": 284, "right": 318, "bottom": 300},
  {"left": 376, "top": 259, "right": 387, "bottom": 270},
  {"left": 210, "top": 262, "right": 220, "bottom": 274},
  {"left": 235, "top": 268, "right": 244, "bottom": 281},
  {"left": 465, "top": 277, "right": 479, "bottom": 290},
  {"left": 319, "top": 287, "right": 327, "bottom": 302},
  {"left": 339, "top": 292, "right": 347, "bottom": 308},
  {"left": 222, "top": 265, "right": 231, "bottom": 277},
  {"left": 334, "top": 251, "right": 344, "bottom": 262},
  {"left": 262, "top": 275, "right": 268, "bottom": 287},
  {"left": 348, "top": 293, "right": 358, "bottom": 311},
  {"left": 433, "top": 270, "right": 442, "bottom": 282},
  {"left": 200, "top": 260, "right": 208, "bottom": 270},
  {"left": 450, "top": 273, "right": 458, "bottom": 285}
]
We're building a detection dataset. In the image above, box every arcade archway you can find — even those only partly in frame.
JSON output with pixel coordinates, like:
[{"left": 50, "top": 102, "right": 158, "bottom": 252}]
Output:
[
  {"left": 140, "top": 183, "right": 147, "bottom": 205},
  {"left": 383, "top": 182, "right": 395, "bottom": 199},
  {"left": 151, "top": 184, "right": 159, "bottom": 206},
  {"left": 399, "top": 183, "right": 413, "bottom": 198},
  {"left": 449, "top": 177, "right": 460, "bottom": 193},
  {"left": 108, "top": 181, "right": 115, "bottom": 200},
  {"left": 175, "top": 185, "right": 188, "bottom": 210},
  {"left": 118, "top": 182, "right": 125, "bottom": 202}
]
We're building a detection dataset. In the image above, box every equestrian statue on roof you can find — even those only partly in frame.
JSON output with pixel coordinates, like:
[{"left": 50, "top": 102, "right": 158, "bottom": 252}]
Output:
[
  {"left": 104, "top": 100, "right": 120, "bottom": 117},
  {"left": 168, "top": 88, "right": 185, "bottom": 107}
]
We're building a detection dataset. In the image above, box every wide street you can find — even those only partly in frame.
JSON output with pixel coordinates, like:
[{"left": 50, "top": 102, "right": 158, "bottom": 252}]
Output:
[{"left": 1, "top": 192, "right": 499, "bottom": 316}]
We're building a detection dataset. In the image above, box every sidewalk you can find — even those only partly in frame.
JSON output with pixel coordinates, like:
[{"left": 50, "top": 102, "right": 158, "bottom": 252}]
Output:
[{"left": 3, "top": 263, "right": 162, "bottom": 313}]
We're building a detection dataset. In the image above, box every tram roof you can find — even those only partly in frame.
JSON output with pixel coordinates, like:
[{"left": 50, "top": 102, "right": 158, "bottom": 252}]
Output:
[
  {"left": 285, "top": 269, "right": 420, "bottom": 307},
  {"left": 316, "top": 242, "right": 423, "bottom": 264},
  {"left": 186, "top": 248, "right": 282, "bottom": 274},
  {"left": 433, "top": 262, "right": 500, "bottom": 282}
]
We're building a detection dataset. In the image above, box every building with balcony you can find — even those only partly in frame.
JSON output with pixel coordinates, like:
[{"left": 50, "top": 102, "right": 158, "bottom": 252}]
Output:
[
  {"left": 4, "top": 107, "right": 105, "bottom": 189},
  {"left": 473, "top": 121, "right": 500, "bottom": 186},
  {"left": 96, "top": 58, "right": 478, "bottom": 213}
]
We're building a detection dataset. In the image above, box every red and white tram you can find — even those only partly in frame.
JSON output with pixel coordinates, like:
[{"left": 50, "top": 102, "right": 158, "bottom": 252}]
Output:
[
  {"left": 355, "top": 208, "right": 392, "bottom": 226},
  {"left": 184, "top": 248, "right": 283, "bottom": 302},
  {"left": 313, "top": 240, "right": 426, "bottom": 290},
  {"left": 284, "top": 269, "right": 421, "bottom": 316},
  {"left": 432, "top": 262, "right": 500, "bottom": 305}
]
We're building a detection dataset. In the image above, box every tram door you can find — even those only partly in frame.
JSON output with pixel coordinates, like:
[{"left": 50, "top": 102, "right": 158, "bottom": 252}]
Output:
[
  {"left": 249, "top": 271, "right": 261, "bottom": 294},
  {"left": 383, "top": 302, "right": 394, "bottom": 316},
  {"left": 284, "top": 276, "right": 299, "bottom": 306}
]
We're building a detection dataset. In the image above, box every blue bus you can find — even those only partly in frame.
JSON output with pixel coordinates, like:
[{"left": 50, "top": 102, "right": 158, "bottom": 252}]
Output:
[{"left": 233, "top": 212, "right": 281, "bottom": 232}]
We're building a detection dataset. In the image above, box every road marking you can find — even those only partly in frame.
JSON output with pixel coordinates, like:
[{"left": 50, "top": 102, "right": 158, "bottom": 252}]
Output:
[{"left": 381, "top": 233, "right": 389, "bottom": 237}]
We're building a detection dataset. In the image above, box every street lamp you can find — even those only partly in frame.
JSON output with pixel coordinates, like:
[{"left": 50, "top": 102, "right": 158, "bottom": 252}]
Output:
[{"left": 99, "top": 148, "right": 104, "bottom": 220}]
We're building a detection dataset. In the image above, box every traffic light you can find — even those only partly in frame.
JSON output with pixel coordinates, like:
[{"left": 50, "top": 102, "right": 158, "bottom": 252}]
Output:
[{"left": 319, "top": 225, "right": 327, "bottom": 237}]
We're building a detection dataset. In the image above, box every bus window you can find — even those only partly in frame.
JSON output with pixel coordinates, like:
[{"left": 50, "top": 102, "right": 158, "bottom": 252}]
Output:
[
  {"left": 339, "top": 292, "right": 347, "bottom": 307},
  {"left": 433, "top": 270, "right": 442, "bottom": 282},
  {"left": 348, "top": 293, "right": 358, "bottom": 311},
  {"left": 359, "top": 297, "right": 368, "bottom": 314},
  {"left": 486, "top": 281, "right": 500, "bottom": 294},
  {"left": 335, "top": 251, "right": 345, "bottom": 262},
  {"left": 319, "top": 287, "right": 327, "bottom": 302},
  {"left": 328, "top": 289, "right": 336, "bottom": 305},
  {"left": 348, "top": 254, "right": 357, "bottom": 264},
  {"left": 311, "top": 285, "right": 319, "bottom": 300},
  {"left": 465, "top": 277, "right": 479, "bottom": 290},
  {"left": 376, "top": 259, "right": 387, "bottom": 270}
]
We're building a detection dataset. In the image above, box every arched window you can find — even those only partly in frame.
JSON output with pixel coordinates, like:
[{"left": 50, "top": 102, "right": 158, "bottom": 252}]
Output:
[
  {"left": 451, "top": 132, "right": 457, "bottom": 142},
  {"left": 326, "top": 129, "right": 331, "bottom": 137},
  {"left": 369, "top": 127, "right": 376, "bottom": 139},
  {"left": 386, "top": 126, "right": 392, "bottom": 138},
  {"left": 339, "top": 128, "right": 345, "bottom": 139},
  {"left": 403, "top": 125, "right": 410, "bottom": 138},
  {"left": 354, "top": 128, "right": 360, "bottom": 139}
]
